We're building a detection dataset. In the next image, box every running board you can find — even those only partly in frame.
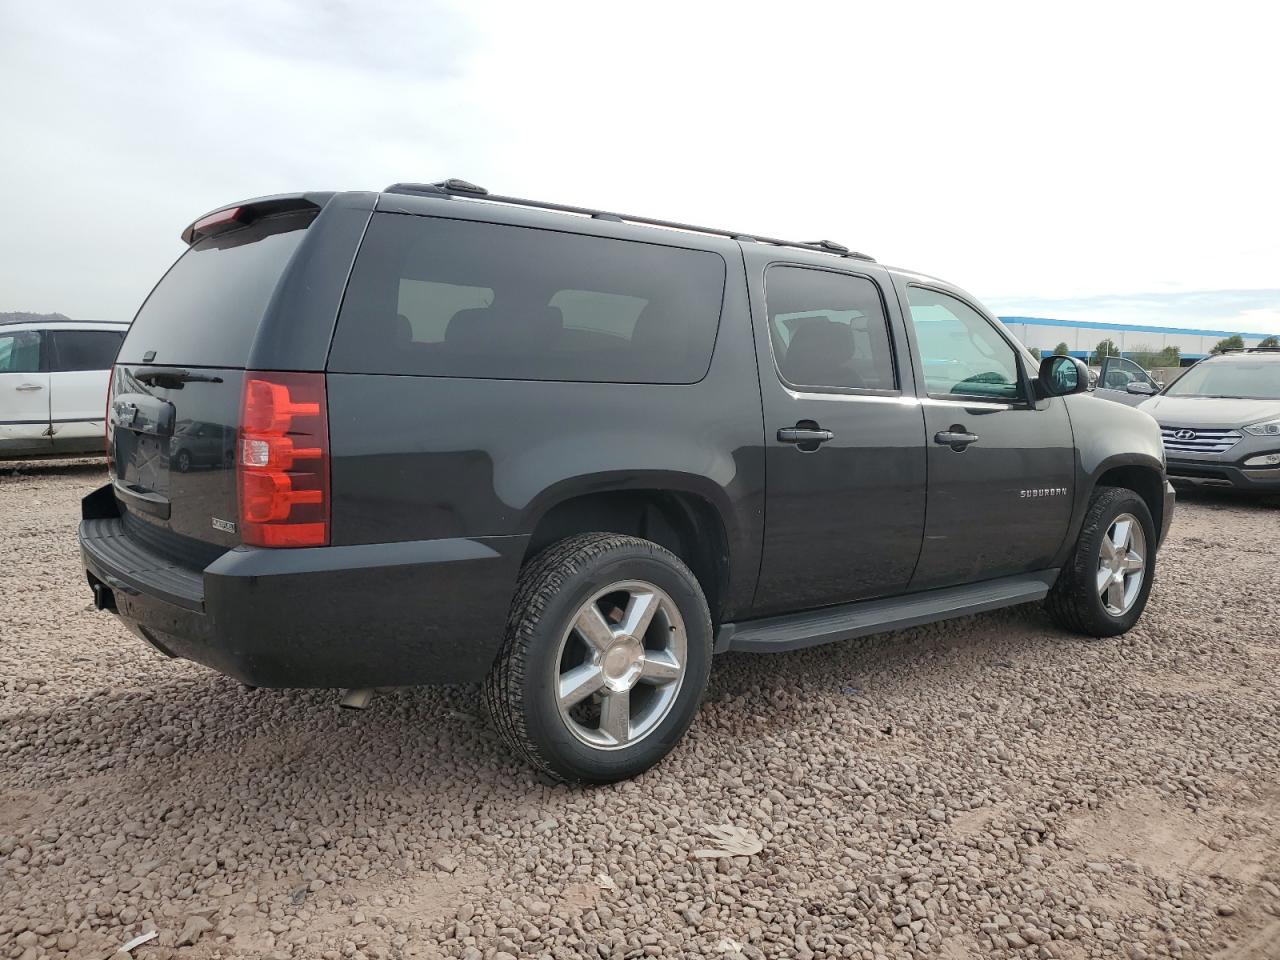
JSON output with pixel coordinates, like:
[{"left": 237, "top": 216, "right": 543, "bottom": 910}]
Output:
[{"left": 716, "top": 570, "right": 1059, "bottom": 654}]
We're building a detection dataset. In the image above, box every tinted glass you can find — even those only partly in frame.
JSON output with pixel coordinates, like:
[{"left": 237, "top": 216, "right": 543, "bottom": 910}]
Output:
[
  {"left": 0, "top": 331, "right": 41, "bottom": 373},
  {"left": 118, "top": 212, "right": 314, "bottom": 367},
  {"left": 1100, "top": 356, "right": 1156, "bottom": 391},
  {"left": 329, "top": 214, "right": 726, "bottom": 383},
  {"left": 765, "top": 266, "right": 896, "bottom": 391},
  {"left": 50, "top": 330, "right": 124, "bottom": 372},
  {"left": 1165, "top": 359, "right": 1280, "bottom": 400},
  {"left": 906, "top": 287, "right": 1024, "bottom": 401}
]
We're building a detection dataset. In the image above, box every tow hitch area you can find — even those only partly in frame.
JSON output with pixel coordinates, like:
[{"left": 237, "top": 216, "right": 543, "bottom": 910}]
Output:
[{"left": 89, "top": 576, "right": 117, "bottom": 613}]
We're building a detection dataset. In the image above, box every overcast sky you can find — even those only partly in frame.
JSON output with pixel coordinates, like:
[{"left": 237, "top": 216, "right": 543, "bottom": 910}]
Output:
[{"left": 3, "top": 0, "right": 1278, "bottom": 332}]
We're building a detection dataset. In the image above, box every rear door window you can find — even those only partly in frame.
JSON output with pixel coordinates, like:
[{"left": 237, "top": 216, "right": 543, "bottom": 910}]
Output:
[
  {"left": 328, "top": 214, "right": 727, "bottom": 383},
  {"left": 49, "top": 330, "right": 125, "bottom": 371},
  {"left": 117, "top": 211, "right": 315, "bottom": 367},
  {"left": 764, "top": 265, "right": 898, "bottom": 392}
]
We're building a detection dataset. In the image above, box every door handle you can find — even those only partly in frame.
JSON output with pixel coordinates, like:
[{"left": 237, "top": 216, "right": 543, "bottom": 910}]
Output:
[
  {"left": 777, "top": 425, "right": 834, "bottom": 445},
  {"left": 934, "top": 428, "right": 980, "bottom": 450},
  {"left": 16, "top": 383, "right": 44, "bottom": 391}
]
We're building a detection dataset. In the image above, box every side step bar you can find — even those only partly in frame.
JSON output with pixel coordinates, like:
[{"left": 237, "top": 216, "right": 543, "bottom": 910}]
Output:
[{"left": 716, "top": 570, "right": 1059, "bottom": 654}]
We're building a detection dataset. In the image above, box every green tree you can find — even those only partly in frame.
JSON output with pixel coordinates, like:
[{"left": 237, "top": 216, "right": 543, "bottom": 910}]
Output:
[
  {"left": 1029, "top": 346, "right": 1042, "bottom": 360},
  {"left": 1258, "top": 335, "right": 1280, "bottom": 348},
  {"left": 1093, "top": 338, "right": 1120, "bottom": 364},
  {"left": 1128, "top": 343, "right": 1159, "bottom": 368},
  {"left": 1210, "top": 334, "right": 1245, "bottom": 354},
  {"left": 1053, "top": 342, "right": 1070, "bottom": 356},
  {"left": 1127, "top": 344, "right": 1180, "bottom": 369}
]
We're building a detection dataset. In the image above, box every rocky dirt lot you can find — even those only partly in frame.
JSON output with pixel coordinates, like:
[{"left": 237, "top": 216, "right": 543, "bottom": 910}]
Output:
[{"left": 1, "top": 461, "right": 1278, "bottom": 960}]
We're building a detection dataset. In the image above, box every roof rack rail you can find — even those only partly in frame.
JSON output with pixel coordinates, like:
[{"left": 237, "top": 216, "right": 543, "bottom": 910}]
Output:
[
  {"left": 383, "top": 179, "right": 876, "bottom": 262},
  {"left": 1222, "top": 346, "right": 1280, "bottom": 354}
]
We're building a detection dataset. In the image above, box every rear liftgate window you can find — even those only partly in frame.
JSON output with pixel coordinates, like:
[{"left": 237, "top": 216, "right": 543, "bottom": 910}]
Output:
[
  {"left": 118, "top": 211, "right": 315, "bottom": 368},
  {"left": 328, "top": 214, "right": 727, "bottom": 383}
]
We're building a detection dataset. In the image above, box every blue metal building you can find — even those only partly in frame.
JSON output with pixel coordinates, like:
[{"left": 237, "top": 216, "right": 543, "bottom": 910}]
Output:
[{"left": 999, "top": 316, "right": 1280, "bottom": 363}]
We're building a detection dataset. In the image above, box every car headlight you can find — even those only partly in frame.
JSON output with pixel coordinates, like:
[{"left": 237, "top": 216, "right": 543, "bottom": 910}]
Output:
[{"left": 1243, "top": 417, "right": 1280, "bottom": 437}]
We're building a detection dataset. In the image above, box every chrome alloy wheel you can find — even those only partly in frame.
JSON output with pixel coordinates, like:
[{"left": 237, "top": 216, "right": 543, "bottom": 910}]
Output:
[
  {"left": 1097, "top": 513, "right": 1147, "bottom": 616},
  {"left": 554, "top": 580, "right": 687, "bottom": 750}
]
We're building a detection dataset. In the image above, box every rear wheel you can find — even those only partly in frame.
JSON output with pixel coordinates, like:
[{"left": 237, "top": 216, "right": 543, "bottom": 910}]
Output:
[
  {"left": 484, "top": 533, "right": 712, "bottom": 783},
  {"left": 1046, "top": 486, "right": 1155, "bottom": 636}
]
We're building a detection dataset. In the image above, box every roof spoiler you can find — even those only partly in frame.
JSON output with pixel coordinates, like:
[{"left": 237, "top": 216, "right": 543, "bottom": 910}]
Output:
[{"left": 180, "top": 193, "right": 332, "bottom": 245}]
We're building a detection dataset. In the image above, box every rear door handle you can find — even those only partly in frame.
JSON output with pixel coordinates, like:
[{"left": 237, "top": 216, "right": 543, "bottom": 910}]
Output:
[
  {"left": 16, "top": 383, "right": 44, "bottom": 392},
  {"left": 777, "top": 426, "right": 834, "bottom": 445},
  {"left": 934, "top": 429, "right": 980, "bottom": 450}
]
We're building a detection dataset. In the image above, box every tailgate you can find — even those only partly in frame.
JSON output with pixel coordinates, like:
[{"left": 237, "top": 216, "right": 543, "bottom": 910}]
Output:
[
  {"left": 109, "top": 365, "right": 245, "bottom": 564},
  {"left": 108, "top": 202, "right": 321, "bottom": 565}
]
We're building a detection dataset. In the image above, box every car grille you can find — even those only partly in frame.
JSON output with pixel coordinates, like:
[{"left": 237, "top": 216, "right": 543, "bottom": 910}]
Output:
[{"left": 1160, "top": 426, "right": 1242, "bottom": 455}]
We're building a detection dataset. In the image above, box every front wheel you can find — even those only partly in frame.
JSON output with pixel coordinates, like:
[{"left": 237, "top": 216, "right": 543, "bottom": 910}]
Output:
[
  {"left": 1045, "top": 486, "right": 1156, "bottom": 636},
  {"left": 484, "top": 533, "right": 712, "bottom": 784}
]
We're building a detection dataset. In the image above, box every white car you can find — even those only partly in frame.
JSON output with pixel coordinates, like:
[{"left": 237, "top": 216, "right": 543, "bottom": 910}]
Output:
[{"left": 0, "top": 318, "right": 127, "bottom": 458}]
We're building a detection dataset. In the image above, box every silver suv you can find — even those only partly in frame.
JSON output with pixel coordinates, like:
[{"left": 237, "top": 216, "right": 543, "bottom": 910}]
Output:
[{"left": 1143, "top": 348, "right": 1280, "bottom": 491}]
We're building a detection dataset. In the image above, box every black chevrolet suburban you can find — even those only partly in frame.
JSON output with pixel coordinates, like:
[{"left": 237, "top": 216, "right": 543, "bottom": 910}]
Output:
[{"left": 81, "top": 180, "right": 1175, "bottom": 783}]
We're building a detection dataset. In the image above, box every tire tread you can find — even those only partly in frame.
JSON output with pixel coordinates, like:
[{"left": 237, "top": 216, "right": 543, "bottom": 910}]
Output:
[
  {"left": 483, "top": 532, "right": 708, "bottom": 783},
  {"left": 1045, "top": 486, "right": 1153, "bottom": 637}
]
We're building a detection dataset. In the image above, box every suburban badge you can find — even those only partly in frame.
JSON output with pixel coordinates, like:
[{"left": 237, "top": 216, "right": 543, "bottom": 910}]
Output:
[{"left": 1019, "top": 487, "right": 1068, "bottom": 499}]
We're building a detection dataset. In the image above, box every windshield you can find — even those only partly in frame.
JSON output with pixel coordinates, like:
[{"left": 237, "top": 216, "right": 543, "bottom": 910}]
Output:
[{"left": 1164, "top": 359, "right": 1280, "bottom": 400}]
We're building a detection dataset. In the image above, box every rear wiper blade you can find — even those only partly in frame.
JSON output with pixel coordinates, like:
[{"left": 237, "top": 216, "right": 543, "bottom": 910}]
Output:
[{"left": 133, "top": 367, "right": 223, "bottom": 388}]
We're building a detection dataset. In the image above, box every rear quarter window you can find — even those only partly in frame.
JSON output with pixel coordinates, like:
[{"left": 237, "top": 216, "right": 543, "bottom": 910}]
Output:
[
  {"left": 118, "top": 212, "right": 314, "bottom": 367},
  {"left": 328, "top": 214, "right": 726, "bottom": 383}
]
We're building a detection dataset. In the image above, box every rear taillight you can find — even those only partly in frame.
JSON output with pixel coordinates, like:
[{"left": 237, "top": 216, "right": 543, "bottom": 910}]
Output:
[
  {"left": 105, "top": 365, "right": 114, "bottom": 465},
  {"left": 237, "top": 371, "right": 329, "bottom": 548}
]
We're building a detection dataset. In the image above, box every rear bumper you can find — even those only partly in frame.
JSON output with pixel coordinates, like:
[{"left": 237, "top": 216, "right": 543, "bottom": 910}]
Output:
[
  {"left": 1166, "top": 458, "right": 1280, "bottom": 491},
  {"left": 79, "top": 484, "right": 526, "bottom": 687}
]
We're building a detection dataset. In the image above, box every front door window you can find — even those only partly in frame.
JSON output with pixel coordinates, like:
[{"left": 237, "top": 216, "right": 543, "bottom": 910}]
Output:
[{"left": 905, "top": 287, "right": 1024, "bottom": 403}]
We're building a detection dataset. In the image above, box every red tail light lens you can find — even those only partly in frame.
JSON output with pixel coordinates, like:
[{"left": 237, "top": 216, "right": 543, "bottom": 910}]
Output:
[
  {"left": 105, "top": 365, "right": 115, "bottom": 465},
  {"left": 237, "top": 371, "right": 329, "bottom": 547}
]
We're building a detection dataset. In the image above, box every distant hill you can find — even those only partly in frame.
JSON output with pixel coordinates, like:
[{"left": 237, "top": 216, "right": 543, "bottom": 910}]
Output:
[{"left": 1, "top": 311, "right": 76, "bottom": 325}]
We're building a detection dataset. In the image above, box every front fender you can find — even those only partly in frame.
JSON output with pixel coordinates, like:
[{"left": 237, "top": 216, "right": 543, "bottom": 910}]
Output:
[{"left": 1057, "top": 394, "right": 1169, "bottom": 564}]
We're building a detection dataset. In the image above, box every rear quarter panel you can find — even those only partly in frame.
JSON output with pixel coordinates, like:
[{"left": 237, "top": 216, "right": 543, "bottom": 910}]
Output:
[{"left": 325, "top": 242, "right": 766, "bottom": 619}]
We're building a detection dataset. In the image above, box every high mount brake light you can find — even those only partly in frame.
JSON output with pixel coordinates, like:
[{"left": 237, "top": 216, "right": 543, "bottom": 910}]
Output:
[
  {"left": 237, "top": 372, "right": 329, "bottom": 548},
  {"left": 191, "top": 207, "right": 242, "bottom": 235}
]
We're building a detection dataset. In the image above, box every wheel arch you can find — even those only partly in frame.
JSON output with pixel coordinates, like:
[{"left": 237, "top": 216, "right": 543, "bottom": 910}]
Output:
[
  {"left": 523, "top": 483, "right": 734, "bottom": 624},
  {"left": 1093, "top": 460, "right": 1166, "bottom": 537}
]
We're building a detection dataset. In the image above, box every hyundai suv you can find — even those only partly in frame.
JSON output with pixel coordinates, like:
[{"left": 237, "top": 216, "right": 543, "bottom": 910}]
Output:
[
  {"left": 80, "top": 180, "right": 1175, "bottom": 783},
  {"left": 1143, "top": 348, "right": 1280, "bottom": 491}
]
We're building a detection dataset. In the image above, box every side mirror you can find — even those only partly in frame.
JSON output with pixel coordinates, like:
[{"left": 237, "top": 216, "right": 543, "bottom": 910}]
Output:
[
  {"left": 1126, "top": 381, "right": 1156, "bottom": 395},
  {"left": 1037, "top": 355, "right": 1090, "bottom": 397}
]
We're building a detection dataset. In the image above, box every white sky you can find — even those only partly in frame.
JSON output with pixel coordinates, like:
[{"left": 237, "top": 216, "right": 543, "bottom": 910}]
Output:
[{"left": 3, "top": 0, "right": 1278, "bottom": 332}]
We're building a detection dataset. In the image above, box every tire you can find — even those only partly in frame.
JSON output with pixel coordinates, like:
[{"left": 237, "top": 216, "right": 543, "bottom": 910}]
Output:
[
  {"left": 484, "top": 533, "right": 713, "bottom": 784},
  {"left": 175, "top": 450, "right": 192, "bottom": 473},
  {"left": 1045, "top": 486, "right": 1156, "bottom": 637}
]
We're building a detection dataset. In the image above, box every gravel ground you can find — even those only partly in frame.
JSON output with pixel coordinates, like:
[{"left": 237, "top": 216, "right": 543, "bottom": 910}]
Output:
[{"left": 2, "top": 461, "right": 1279, "bottom": 960}]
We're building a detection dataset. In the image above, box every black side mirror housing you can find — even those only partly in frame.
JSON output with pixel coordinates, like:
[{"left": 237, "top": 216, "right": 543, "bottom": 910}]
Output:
[
  {"left": 1126, "top": 381, "right": 1156, "bottom": 395},
  {"left": 1037, "top": 355, "right": 1090, "bottom": 397}
]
